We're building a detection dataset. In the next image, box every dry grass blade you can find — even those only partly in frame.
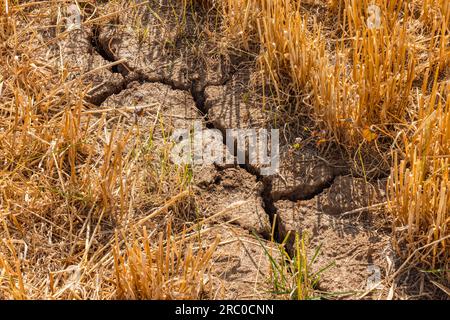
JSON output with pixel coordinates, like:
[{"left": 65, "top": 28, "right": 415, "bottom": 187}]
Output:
[{"left": 113, "top": 221, "right": 220, "bottom": 299}]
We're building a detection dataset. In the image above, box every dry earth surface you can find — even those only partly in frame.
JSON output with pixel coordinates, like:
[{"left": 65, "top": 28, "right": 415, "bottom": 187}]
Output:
[{"left": 1, "top": 0, "right": 447, "bottom": 299}]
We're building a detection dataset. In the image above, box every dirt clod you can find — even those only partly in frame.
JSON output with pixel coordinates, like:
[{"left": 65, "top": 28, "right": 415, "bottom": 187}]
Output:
[
  {"left": 198, "top": 168, "right": 271, "bottom": 237},
  {"left": 274, "top": 176, "right": 392, "bottom": 297}
]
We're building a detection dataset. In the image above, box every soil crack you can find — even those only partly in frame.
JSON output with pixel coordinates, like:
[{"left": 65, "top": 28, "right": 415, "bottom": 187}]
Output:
[{"left": 88, "top": 24, "right": 339, "bottom": 243}]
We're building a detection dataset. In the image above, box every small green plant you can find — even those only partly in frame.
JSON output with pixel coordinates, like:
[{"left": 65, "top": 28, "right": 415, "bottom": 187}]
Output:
[{"left": 255, "top": 228, "right": 334, "bottom": 300}]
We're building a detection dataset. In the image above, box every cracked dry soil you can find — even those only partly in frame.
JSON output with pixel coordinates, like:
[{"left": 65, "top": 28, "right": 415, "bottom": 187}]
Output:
[{"left": 43, "top": 2, "right": 400, "bottom": 299}]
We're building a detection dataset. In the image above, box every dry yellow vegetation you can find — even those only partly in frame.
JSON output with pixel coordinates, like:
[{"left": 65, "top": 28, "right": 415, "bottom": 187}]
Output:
[
  {"left": 220, "top": 0, "right": 449, "bottom": 279},
  {"left": 0, "top": 0, "right": 449, "bottom": 300},
  {"left": 0, "top": 0, "right": 217, "bottom": 299}
]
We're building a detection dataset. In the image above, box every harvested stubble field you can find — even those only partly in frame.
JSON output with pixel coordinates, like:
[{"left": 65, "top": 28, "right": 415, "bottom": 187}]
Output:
[{"left": 0, "top": 0, "right": 448, "bottom": 300}]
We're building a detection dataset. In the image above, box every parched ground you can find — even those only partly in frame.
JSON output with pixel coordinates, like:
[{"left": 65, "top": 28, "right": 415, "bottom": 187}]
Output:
[{"left": 1, "top": 0, "right": 446, "bottom": 299}]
